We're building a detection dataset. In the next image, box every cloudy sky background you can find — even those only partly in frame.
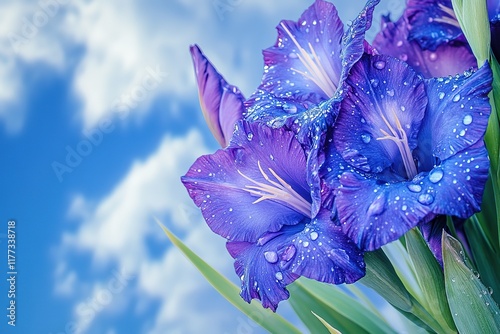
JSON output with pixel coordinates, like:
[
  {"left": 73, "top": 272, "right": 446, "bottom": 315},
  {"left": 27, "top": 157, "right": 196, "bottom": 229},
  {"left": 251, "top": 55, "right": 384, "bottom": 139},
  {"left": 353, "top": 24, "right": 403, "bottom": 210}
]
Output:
[{"left": 0, "top": 0, "right": 404, "bottom": 333}]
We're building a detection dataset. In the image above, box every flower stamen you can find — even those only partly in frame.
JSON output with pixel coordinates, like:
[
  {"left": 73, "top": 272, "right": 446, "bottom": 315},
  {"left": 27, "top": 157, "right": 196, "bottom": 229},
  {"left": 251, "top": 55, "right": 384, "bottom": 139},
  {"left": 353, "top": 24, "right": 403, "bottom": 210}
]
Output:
[
  {"left": 280, "top": 22, "right": 337, "bottom": 98},
  {"left": 376, "top": 109, "right": 418, "bottom": 179},
  {"left": 238, "top": 161, "right": 312, "bottom": 218},
  {"left": 433, "top": 4, "right": 461, "bottom": 28}
]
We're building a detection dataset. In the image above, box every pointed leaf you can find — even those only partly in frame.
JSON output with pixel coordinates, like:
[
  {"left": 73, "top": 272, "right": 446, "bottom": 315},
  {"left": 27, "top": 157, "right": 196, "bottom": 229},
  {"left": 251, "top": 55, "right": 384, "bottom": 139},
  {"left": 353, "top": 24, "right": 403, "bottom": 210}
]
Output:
[
  {"left": 443, "top": 232, "right": 500, "bottom": 333},
  {"left": 405, "top": 229, "right": 456, "bottom": 332},
  {"left": 312, "top": 312, "right": 342, "bottom": 334}
]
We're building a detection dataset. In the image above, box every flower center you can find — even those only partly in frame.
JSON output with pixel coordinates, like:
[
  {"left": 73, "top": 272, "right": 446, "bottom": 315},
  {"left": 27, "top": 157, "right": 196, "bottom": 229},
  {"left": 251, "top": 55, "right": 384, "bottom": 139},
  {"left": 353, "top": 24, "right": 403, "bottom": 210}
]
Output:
[
  {"left": 376, "top": 108, "right": 418, "bottom": 179},
  {"left": 280, "top": 22, "right": 338, "bottom": 98},
  {"left": 238, "top": 161, "right": 312, "bottom": 218},
  {"left": 433, "top": 4, "right": 461, "bottom": 28}
]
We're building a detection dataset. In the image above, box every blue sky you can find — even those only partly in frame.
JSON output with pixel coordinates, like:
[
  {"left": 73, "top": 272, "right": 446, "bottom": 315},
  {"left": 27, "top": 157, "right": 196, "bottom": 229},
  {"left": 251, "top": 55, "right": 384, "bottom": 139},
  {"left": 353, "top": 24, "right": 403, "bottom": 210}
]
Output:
[{"left": 0, "top": 0, "right": 404, "bottom": 333}]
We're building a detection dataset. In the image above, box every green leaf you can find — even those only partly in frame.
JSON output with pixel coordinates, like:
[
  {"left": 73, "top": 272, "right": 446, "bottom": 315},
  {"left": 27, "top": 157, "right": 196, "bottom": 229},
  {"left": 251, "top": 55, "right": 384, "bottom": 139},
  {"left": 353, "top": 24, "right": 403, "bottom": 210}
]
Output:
[
  {"left": 297, "top": 278, "right": 397, "bottom": 334},
  {"left": 312, "top": 312, "right": 341, "bottom": 334},
  {"left": 443, "top": 232, "right": 500, "bottom": 333},
  {"left": 464, "top": 216, "right": 500, "bottom": 306},
  {"left": 452, "top": 0, "right": 491, "bottom": 64},
  {"left": 361, "top": 249, "right": 412, "bottom": 312},
  {"left": 288, "top": 280, "right": 369, "bottom": 334},
  {"left": 158, "top": 220, "right": 301, "bottom": 334},
  {"left": 405, "top": 229, "right": 456, "bottom": 333}
]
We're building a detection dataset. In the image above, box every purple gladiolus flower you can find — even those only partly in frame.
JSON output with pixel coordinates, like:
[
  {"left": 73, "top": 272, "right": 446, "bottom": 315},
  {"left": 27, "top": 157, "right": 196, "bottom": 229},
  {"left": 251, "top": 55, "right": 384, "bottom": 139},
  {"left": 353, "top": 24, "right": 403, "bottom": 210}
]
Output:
[
  {"left": 373, "top": 15, "right": 476, "bottom": 78},
  {"left": 182, "top": 121, "right": 365, "bottom": 310},
  {"left": 245, "top": 0, "right": 379, "bottom": 131},
  {"left": 320, "top": 53, "right": 492, "bottom": 251},
  {"left": 190, "top": 44, "right": 245, "bottom": 147}
]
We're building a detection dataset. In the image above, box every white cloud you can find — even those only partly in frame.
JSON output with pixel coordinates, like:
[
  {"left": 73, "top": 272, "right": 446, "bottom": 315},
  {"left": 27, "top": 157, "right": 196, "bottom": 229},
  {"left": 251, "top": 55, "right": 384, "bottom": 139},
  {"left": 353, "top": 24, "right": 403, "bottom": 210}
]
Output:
[{"left": 55, "top": 130, "right": 270, "bottom": 333}]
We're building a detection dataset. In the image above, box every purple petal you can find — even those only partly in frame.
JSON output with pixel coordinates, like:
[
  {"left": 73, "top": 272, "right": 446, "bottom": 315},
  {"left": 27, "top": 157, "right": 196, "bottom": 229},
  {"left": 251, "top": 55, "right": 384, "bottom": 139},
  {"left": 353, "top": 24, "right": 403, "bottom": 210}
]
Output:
[
  {"left": 492, "top": 17, "right": 500, "bottom": 60},
  {"left": 373, "top": 16, "right": 476, "bottom": 78},
  {"left": 416, "top": 64, "right": 492, "bottom": 166},
  {"left": 339, "top": 0, "right": 380, "bottom": 84},
  {"left": 256, "top": 0, "right": 345, "bottom": 105},
  {"left": 334, "top": 54, "right": 427, "bottom": 177},
  {"left": 336, "top": 142, "right": 489, "bottom": 251},
  {"left": 227, "top": 209, "right": 365, "bottom": 311},
  {"left": 190, "top": 44, "right": 245, "bottom": 147},
  {"left": 182, "top": 121, "right": 310, "bottom": 242},
  {"left": 406, "top": 0, "right": 464, "bottom": 50},
  {"left": 419, "top": 215, "right": 448, "bottom": 266}
]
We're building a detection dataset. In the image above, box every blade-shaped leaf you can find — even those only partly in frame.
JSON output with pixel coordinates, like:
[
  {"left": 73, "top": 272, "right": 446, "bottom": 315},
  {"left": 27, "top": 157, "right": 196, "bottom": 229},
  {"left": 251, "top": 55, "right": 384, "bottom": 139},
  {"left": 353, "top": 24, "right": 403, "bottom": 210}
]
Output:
[
  {"left": 443, "top": 232, "right": 500, "bottom": 333},
  {"left": 312, "top": 312, "right": 342, "bottom": 334},
  {"left": 295, "top": 278, "right": 397, "bottom": 334},
  {"left": 158, "top": 221, "right": 302, "bottom": 334},
  {"left": 405, "top": 229, "right": 456, "bottom": 333}
]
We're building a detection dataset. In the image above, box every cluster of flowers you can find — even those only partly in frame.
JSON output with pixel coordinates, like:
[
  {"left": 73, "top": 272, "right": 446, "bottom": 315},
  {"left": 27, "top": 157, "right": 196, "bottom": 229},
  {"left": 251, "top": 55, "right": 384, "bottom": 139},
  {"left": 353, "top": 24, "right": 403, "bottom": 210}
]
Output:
[{"left": 182, "top": 0, "right": 499, "bottom": 311}]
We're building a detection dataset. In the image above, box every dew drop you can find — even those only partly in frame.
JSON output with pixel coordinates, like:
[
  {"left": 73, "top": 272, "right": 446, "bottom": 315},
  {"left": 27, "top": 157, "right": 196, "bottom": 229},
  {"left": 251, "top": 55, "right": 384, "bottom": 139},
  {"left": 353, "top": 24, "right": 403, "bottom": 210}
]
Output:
[
  {"left": 408, "top": 184, "right": 422, "bottom": 193},
  {"left": 361, "top": 133, "right": 371, "bottom": 143},
  {"left": 370, "top": 78, "right": 379, "bottom": 87},
  {"left": 373, "top": 60, "right": 386, "bottom": 69},
  {"left": 462, "top": 114, "right": 472, "bottom": 125},
  {"left": 264, "top": 251, "right": 278, "bottom": 263},
  {"left": 453, "top": 94, "right": 461, "bottom": 102},
  {"left": 400, "top": 53, "right": 408, "bottom": 61},
  {"left": 275, "top": 272, "right": 283, "bottom": 280},
  {"left": 439, "top": 92, "right": 445, "bottom": 99},
  {"left": 247, "top": 132, "right": 254, "bottom": 141},
  {"left": 282, "top": 245, "right": 296, "bottom": 261},
  {"left": 418, "top": 193, "right": 434, "bottom": 205},
  {"left": 283, "top": 103, "right": 297, "bottom": 113},
  {"left": 386, "top": 89, "right": 395, "bottom": 97},
  {"left": 367, "top": 194, "right": 386, "bottom": 216},
  {"left": 310, "top": 231, "right": 319, "bottom": 241},
  {"left": 429, "top": 53, "right": 437, "bottom": 61},
  {"left": 303, "top": 241, "right": 310, "bottom": 248},
  {"left": 269, "top": 154, "right": 274, "bottom": 161},
  {"left": 289, "top": 52, "right": 298, "bottom": 59},
  {"left": 429, "top": 168, "right": 444, "bottom": 183}
]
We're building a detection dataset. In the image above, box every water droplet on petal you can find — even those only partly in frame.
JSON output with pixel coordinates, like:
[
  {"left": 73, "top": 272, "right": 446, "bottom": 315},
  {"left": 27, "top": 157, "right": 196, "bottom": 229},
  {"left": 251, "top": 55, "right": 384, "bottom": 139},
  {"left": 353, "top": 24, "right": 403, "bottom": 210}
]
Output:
[
  {"left": 303, "top": 241, "right": 309, "bottom": 248},
  {"left": 386, "top": 89, "right": 395, "bottom": 97},
  {"left": 453, "top": 94, "right": 461, "bottom": 102},
  {"left": 370, "top": 79, "right": 379, "bottom": 87},
  {"left": 361, "top": 133, "right": 371, "bottom": 143},
  {"left": 264, "top": 251, "right": 278, "bottom": 263},
  {"left": 247, "top": 132, "right": 254, "bottom": 141},
  {"left": 429, "top": 168, "right": 444, "bottom": 183},
  {"left": 408, "top": 184, "right": 422, "bottom": 193},
  {"left": 374, "top": 60, "right": 386, "bottom": 69},
  {"left": 310, "top": 231, "right": 319, "bottom": 241},
  {"left": 367, "top": 194, "right": 386, "bottom": 216},
  {"left": 429, "top": 53, "right": 437, "bottom": 61},
  {"left": 275, "top": 272, "right": 283, "bottom": 280},
  {"left": 418, "top": 193, "right": 434, "bottom": 205},
  {"left": 463, "top": 115, "right": 472, "bottom": 125},
  {"left": 289, "top": 52, "right": 298, "bottom": 59},
  {"left": 281, "top": 245, "right": 296, "bottom": 262},
  {"left": 439, "top": 92, "right": 445, "bottom": 99},
  {"left": 283, "top": 103, "right": 297, "bottom": 114}
]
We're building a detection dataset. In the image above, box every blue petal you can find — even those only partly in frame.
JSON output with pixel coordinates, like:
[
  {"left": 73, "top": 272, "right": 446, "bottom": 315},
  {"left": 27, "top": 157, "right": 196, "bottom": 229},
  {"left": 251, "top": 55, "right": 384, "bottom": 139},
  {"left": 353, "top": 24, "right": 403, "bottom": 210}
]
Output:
[
  {"left": 255, "top": 0, "right": 345, "bottom": 105},
  {"left": 227, "top": 209, "right": 365, "bottom": 311},
  {"left": 416, "top": 64, "right": 492, "bottom": 168},
  {"left": 419, "top": 215, "right": 448, "bottom": 266},
  {"left": 190, "top": 44, "right": 245, "bottom": 147},
  {"left": 333, "top": 54, "right": 427, "bottom": 177},
  {"left": 336, "top": 142, "right": 489, "bottom": 251},
  {"left": 406, "top": 0, "right": 464, "bottom": 50},
  {"left": 373, "top": 16, "right": 476, "bottom": 78},
  {"left": 182, "top": 121, "right": 310, "bottom": 242}
]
